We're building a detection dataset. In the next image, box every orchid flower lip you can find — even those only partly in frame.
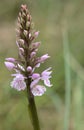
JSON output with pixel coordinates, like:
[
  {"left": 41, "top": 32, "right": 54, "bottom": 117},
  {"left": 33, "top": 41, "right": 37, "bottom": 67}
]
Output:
[
  {"left": 31, "top": 85, "right": 46, "bottom": 96},
  {"left": 10, "top": 73, "right": 26, "bottom": 91}
]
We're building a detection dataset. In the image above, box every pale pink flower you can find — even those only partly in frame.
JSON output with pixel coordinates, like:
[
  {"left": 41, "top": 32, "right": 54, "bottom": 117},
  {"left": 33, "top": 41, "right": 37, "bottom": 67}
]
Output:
[
  {"left": 34, "top": 31, "right": 39, "bottom": 38},
  {"left": 30, "top": 52, "right": 36, "bottom": 58},
  {"left": 4, "top": 62, "right": 15, "bottom": 71},
  {"left": 31, "top": 73, "right": 40, "bottom": 80},
  {"left": 40, "top": 54, "right": 50, "bottom": 61},
  {"left": 35, "top": 63, "right": 41, "bottom": 68},
  {"left": 21, "top": 4, "right": 27, "bottom": 10},
  {"left": 31, "top": 85, "right": 46, "bottom": 96},
  {"left": 19, "top": 48, "right": 24, "bottom": 56},
  {"left": 27, "top": 66, "right": 32, "bottom": 72},
  {"left": 35, "top": 54, "right": 50, "bottom": 68},
  {"left": 5, "top": 58, "right": 16, "bottom": 63},
  {"left": 30, "top": 78, "right": 40, "bottom": 89},
  {"left": 11, "top": 74, "right": 26, "bottom": 91},
  {"left": 37, "top": 54, "right": 50, "bottom": 64},
  {"left": 41, "top": 67, "right": 52, "bottom": 87},
  {"left": 32, "top": 42, "right": 41, "bottom": 49},
  {"left": 30, "top": 67, "right": 52, "bottom": 96}
]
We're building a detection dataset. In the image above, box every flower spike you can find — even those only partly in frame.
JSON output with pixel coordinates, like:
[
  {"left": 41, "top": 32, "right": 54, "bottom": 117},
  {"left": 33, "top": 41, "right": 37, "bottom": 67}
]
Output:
[{"left": 4, "top": 4, "right": 52, "bottom": 96}]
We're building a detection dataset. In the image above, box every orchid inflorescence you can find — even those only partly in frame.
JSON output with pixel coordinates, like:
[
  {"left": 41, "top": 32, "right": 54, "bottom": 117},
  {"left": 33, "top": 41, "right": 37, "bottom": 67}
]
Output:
[{"left": 4, "top": 4, "right": 52, "bottom": 96}]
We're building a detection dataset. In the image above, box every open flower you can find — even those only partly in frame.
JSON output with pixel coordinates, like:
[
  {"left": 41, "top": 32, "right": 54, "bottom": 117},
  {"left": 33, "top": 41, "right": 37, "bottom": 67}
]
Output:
[
  {"left": 11, "top": 74, "right": 26, "bottom": 91},
  {"left": 30, "top": 67, "right": 52, "bottom": 95},
  {"left": 31, "top": 85, "right": 46, "bottom": 96},
  {"left": 41, "top": 67, "right": 52, "bottom": 87}
]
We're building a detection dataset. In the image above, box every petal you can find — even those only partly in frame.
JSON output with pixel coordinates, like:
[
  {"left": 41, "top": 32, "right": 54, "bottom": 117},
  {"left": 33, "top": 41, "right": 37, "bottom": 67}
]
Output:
[
  {"left": 31, "top": 73, "right": 40, "bottom": 80},
  {"left": 35, "top": 63, "right": 40, "bottom": 68},
  {"left": 11, "top": 76, "right": 26, "bottom": 91},
  {"left": 4, "top": 62, "right": 15, "bottom": 71},
  {"left": 11, "top": 73, "right": 24, "bottom": 79},
  {"left": 42, "top": 71, "right": 52, "bottom": 76},
  {"left": 32, "top": 42, "right": 41, "bottom": 49},
  {"left": 34, "top": 31, "right": 39, "bottom": 38},
  {"left": 6, "top": 58, "right": 16, "bottom": 63},
  {"left": 30, "top": 78, "right": 40, "bottom": 89},
  {"left": 42, "top": 67, "right": 52, "bottom": 75},
  {"left": 30, "top": 52, "right": 36, "bottom": 58},
  {"left": 44, "top": 79, "right": 52, "bottom": 87},
  {"left": 31, "top": 85, "right": 46, "bottom": 96},
  {"left": 41, "top": 67, "right": 52, "bottom": 80},
  {"left": 38, "top": 54, "right": 50, "bottom": 63}
]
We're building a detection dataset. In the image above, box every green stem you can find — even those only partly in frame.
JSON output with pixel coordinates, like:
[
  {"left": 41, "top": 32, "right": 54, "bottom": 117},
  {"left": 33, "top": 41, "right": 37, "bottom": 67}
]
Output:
[{"left": 26, "top": 79, "right": 40, "bottom": 130}]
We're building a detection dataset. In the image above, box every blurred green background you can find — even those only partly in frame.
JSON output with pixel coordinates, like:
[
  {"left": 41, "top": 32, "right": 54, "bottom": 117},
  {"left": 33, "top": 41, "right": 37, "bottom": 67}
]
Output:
[{"left": 0, "top": 0, "right": 84, "bottom": 130}]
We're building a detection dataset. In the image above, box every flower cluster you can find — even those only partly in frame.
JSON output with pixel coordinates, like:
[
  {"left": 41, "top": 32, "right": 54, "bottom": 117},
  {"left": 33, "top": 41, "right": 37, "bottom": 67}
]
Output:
[{"left": 4, "top": 4, "right": 52, "bottom": 96}]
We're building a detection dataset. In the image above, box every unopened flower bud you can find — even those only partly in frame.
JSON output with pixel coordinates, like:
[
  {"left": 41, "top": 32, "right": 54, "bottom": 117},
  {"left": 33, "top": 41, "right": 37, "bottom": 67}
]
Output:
[
  {"left": 32, "top": 73, "right": 40, "bottom": 80},
  {"left": 21, "top": 4, "right": 27, "bottom": 10},
  {"left": 18, "top": 17, "right": 20, "bottom": 23},
  {"left": 19, "top": 48, "right": 24, "bottom": 55},
  {"left": 27, "top": 14, "right": 32, "bottom": 21},
  {"left": 19, "top": 12, "right": 21, "bottom": 17},
  {"left": 22, "top": 12, "right": 26, "bottom": 17},
  {"left": 4, "top": 62, "right": 15, "bottom": 71},
  {"left": 26, "top": 21, "right": 30, "bottom": 28},
  {"left": 23, "top": 30, "right": 28, "bottom": 37},
  {"left": 31, "top": 22, "right": 34, "bottom": 29},
  {"left": 16, "top": 40, "right": 24, "bottom": 48},
  {"left": 30, "top": 51, "right": 36, "bottom": 58},
  {"left": 32, "top": 42, "right": 41, "bottom": 49},
  {"left": 19, "top": 48, "right": 24, "bottom": 59},
  {"left": 19, "top": 39, "right": 24, "bottom": 45},
  {"left": 6, "top": 58, "right": 16, "bottom": 63},
  {"left": 17, "top": 23, "right": 22, "bottom": 29},
  {"left": 27, "top": 66, "right": 32, "bottom": 72},
  {"left": 21, "top": 17, "right": 25, "bottom": 23},
  {"left": 34, "top": 31, "right": 39, "bottom": 38},
  {"left": 29, "top": 33, "right": 32, "bottom": 38},
  {"left": 39, "top": 54, "right": 50, "bottom": 63}
]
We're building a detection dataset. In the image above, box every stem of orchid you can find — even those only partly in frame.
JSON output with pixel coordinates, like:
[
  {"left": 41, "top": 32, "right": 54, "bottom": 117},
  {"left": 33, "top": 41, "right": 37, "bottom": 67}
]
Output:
[{"left": 26, "top": 79, "right": 40, "bottom": 130}]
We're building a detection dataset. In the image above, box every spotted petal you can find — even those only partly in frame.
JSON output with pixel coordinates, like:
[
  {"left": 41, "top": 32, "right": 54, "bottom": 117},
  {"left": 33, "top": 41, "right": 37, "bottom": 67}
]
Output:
[{"left": 31, "top": 85, "right": 46, "bottom": 96}]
